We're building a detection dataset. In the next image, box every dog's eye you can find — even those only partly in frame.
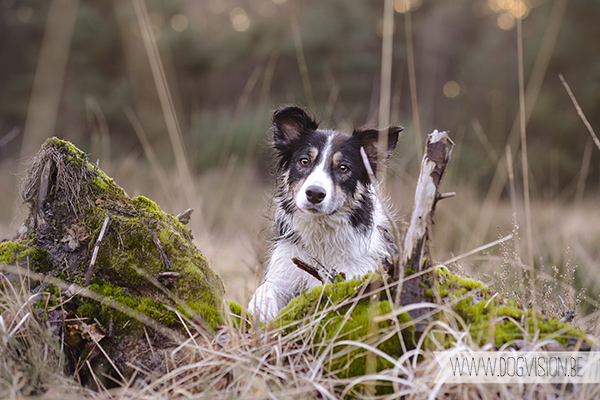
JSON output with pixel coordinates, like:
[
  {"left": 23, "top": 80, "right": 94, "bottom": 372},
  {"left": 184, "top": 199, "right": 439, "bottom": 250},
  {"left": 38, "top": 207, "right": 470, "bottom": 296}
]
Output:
[
  {"left": 338, "top": 165, "right": 349, "bottom": 173},
  {"left": 300, "top": 158, "right": 310, "bottom": 166}
]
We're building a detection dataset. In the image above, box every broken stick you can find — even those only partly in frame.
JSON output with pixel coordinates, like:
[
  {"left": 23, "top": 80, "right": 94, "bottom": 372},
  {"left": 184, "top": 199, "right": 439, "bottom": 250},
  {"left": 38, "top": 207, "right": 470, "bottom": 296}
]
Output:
[
  {"left": 402, "top": 129, "right": 454, "bottom": 276},
  {"left": 85, "top": 215, "right": 111, "bottom": 286},
  {"left": 396, "top": 130, "right": 454, "bottom": 329},
  {"left": 292, "top": 257, "right": 338, "bottom": 285}
]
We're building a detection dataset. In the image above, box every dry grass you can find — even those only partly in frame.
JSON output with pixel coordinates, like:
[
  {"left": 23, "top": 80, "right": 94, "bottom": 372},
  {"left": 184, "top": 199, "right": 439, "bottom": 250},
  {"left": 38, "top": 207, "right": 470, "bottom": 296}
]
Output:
[
  {"left": 0, "top": 274, "right": 87, "bottom": 399},
  {"left": 1, "top": 252, "right": 599, "bottom": 399}
]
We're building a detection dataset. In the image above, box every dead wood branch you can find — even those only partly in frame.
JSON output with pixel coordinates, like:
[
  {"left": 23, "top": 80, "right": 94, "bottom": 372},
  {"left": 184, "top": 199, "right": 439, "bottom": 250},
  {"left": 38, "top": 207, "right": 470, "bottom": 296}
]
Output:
[
  {"left": 152, "top": 230, "right": 173, "bottom": 271},
  {"left": 292, "top": 257, "right": 338, "bottom": 285},
  {"left": 402, "top": 130, "right": 453, "bottom": 276},
  {"left": 397, "top": 130, "right": 453, "bottom": 327},
  {"left": 85, "top": 215, "right": 110, "bottom": 286}
]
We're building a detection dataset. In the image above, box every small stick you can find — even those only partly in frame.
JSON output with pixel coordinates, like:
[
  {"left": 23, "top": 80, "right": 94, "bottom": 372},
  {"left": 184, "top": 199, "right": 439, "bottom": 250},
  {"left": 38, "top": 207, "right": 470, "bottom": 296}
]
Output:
[
  {"left": 152, "top": 231, "right": 172, "bottom": 271},
  {"left": 437, "top": 192, "right": 456, "bottom": 201},
  {"left": 175, "top": 208, "right": 194, "bottom": 225},
  {"left": 85, "top": 216, "right": 110, "bottom": 286},
  {"left": 558, "top": 294, "right": 577, "bottom": 323},
  {"left": 292, "top": 257, "right": 337, "bottom": 285}
]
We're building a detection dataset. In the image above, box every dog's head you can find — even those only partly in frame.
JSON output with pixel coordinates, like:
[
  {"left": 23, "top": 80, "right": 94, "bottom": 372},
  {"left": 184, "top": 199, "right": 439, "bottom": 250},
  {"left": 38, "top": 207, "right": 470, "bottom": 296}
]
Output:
[{"left": 272, "top": 105, "right": 402, "bottom": 216}]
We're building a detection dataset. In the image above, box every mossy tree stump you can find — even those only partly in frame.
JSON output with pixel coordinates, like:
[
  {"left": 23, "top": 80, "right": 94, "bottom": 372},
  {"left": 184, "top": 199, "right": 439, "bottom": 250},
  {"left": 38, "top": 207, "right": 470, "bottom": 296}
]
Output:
[{"left": 0, "top": 138, "right": 225, "bottom": 383}]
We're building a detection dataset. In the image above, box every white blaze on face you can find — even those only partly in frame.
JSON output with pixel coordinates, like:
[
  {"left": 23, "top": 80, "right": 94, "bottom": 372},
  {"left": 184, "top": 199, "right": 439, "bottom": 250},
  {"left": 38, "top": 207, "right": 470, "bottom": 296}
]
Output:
[{"left": 295, "top": 135, "right": 335, "bottom": 213}]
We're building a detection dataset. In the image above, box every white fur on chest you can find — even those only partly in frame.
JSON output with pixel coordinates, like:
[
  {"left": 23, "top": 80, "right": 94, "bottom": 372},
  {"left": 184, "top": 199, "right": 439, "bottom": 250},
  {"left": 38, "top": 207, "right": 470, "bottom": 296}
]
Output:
[{"left": 290, "top": 207, "right": 383, "bottom": 277}]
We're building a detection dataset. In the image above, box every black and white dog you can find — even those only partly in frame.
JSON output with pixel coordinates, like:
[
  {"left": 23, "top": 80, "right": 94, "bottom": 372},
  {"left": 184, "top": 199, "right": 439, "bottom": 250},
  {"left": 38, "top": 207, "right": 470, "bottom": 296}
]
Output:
[{"left": 249, "top": 106, "right": 402, "bottom": 321}]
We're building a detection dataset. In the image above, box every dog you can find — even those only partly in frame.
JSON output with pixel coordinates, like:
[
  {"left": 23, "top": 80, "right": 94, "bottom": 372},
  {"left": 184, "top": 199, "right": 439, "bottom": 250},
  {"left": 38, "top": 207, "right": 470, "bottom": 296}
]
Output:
[{"left": 248, "top": 106, "right": 402, "bottom": 321}]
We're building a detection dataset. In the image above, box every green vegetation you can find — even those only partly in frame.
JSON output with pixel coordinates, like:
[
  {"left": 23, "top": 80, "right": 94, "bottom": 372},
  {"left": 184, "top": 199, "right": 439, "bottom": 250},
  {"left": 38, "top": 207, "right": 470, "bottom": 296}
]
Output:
[
  {"left": 266, "top": 266, "right": 588, "bottom": 393},
  {"left": 2, "top": 138, "right": 226, "bottom": 380},
  {"left": 433, "top": 266, "right": 587, "bottom": 347},
  {"left": 0, "top": 240, "right": 50, "bottom": 272}
]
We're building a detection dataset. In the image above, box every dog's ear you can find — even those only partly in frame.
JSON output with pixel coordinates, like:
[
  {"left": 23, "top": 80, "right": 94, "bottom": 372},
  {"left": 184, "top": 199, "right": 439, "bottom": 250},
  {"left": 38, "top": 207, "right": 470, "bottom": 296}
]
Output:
[
  {"left": 272, "top": 106, "right": 319, "bottom": 146},
  {"left": 353, "top": 126, "right": 403, "bottom": 173},
  {"left": 353, "top": 126, "right": 403, "bottom": 159}
]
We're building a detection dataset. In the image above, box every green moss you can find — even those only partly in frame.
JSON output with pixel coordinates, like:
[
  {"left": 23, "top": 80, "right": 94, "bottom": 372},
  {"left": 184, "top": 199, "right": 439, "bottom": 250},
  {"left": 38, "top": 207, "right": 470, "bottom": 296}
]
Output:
[
  {"left": 78, "top": 282, "right": 179, "bottom": 335},
  {"left": 228, "top": 301, "right": 242, "bottom": 317},
  {"left": 132, "top": 195, "right": 162, "bottom": 214},
  {"left": 47, "top": 137, "right": 86, "bottom": 165},
  {"left": 92, "top": 176, "right": 109, "bottom": 192},
  {"left": 0, "top": 240, "right": 51, "bottom": 272},
  {"left": 84, "top": 203, "right": 223, "bottom": 330},
  {"left": 433, "top": 266, "right": 587, "bottom": 347},
  {"left": 278, "top": 274, "right": 371, "bottom": 324},
  {"left": 277, "top": 274, "right": 414, "bottom": 382}
]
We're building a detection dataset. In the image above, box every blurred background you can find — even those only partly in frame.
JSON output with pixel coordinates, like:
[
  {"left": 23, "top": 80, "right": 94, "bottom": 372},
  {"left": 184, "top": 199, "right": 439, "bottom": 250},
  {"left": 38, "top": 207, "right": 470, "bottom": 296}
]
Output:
[{"left": 0, "top": 0, "right": 599, "bottom": 320}]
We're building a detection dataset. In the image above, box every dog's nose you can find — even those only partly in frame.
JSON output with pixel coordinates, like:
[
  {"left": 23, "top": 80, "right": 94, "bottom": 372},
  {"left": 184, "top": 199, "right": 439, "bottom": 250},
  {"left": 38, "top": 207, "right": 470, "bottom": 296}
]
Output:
[{"left": 305, "top": 185, "right": 326, "bottom": 204}]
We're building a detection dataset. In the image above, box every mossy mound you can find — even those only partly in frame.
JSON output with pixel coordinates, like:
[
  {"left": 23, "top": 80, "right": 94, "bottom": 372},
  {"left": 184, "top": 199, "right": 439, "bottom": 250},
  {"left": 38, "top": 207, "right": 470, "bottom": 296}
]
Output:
[
  {"left": 0, "top": 137, "right": 225, "bottom": 380},
  {"left": 433, "top": 265, "right": 588, "bottom": 348},
  {"left": 273, "top": 267, "right": 590, "bottom": 390},
  {"left": 275, "top": 274, "right": 415, "bottom": 382}
]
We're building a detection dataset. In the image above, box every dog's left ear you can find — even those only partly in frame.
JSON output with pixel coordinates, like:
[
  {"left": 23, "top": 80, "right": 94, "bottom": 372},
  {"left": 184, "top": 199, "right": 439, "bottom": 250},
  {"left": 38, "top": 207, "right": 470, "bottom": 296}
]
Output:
[
  {"left": 353, "top": 126, "right": 403, "bottom": 164},
  {"left": 272, "top": 106, "right": 319, "bottom": 147}
]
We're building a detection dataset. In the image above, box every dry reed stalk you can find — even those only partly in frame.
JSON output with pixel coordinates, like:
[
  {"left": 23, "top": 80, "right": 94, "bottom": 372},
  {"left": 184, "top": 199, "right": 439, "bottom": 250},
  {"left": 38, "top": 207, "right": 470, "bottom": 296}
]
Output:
[
  {"left": 0, "top": 263, "right": 186, "bottom": 343},
  {"left": 124, "top": 107, "right": 176, "bottom": 206},
  {"left": 132, "top": 0, "right": 197, "bottom": 213},
  {"left": 516, "top": 4, "right": 535, "bottom": 275},
  {"left": 559, "top": 74, "right": 600, "bottom": 153},
  {"left": 442, "top": 234, "right": 513, "bottom": 266},
  {"left": 377, "top": 0, "right": 395, "bottom": 172},
  {"left": 575, "top": 141, "right": 593, "bottom": 206},
  {"left": 404, "top": 8, "right": 422, "bottom": 161},
  {"left": 86, "top": 97, "right": 111, "bottom": 175},
  {"left": 291, "top": 16, "right": 316, "bottom": 111},
  {"left": 20, "top": 0, "right": 79, "bottom": 160},
  {"left": 471, "top": 0, "right": 568, "bottom": 248}
]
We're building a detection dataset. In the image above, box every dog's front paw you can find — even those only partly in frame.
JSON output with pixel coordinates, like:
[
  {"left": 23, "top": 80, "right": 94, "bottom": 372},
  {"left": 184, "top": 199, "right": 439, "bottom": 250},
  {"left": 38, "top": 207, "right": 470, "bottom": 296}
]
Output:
[{"left": 248, "top": 282, "right": 281, "bottom": 322}]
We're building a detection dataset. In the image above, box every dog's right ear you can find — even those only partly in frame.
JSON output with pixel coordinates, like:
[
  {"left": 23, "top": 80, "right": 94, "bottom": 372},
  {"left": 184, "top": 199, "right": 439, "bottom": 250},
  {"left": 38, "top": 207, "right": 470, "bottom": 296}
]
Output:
[{"left": 272, "top": 106, "right": 319, "bottom": 146}]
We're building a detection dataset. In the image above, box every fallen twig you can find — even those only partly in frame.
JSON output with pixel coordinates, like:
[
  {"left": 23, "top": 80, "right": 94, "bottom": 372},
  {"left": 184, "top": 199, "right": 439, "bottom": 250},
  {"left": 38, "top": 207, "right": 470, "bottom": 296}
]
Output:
[
  {"left": 292, "top": 257, "right": 338, "bottom": 285},
  {"left": 152, "top": 231, "right": 173, "bottom": 271},
  {"left": 85, "top": 216, "right": 110, "bottom": 286}
]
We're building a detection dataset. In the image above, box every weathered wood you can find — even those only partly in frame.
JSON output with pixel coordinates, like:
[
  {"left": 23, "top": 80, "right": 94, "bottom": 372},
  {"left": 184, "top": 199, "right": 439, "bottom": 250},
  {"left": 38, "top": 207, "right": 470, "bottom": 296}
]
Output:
[
  {"left": 402, "top": 130, "right": 454, "bottom": 276},
  {"left": 397, "top": 130, "right": 454, "bottom": 329}
]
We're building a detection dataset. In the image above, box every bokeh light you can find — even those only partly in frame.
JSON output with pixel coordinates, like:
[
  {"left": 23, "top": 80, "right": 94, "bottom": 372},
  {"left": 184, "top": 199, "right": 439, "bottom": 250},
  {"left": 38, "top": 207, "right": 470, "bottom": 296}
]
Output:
[
  {"left": 230, "top": 8, "right": 250, "bottom": 32},
  {"left": 443, "top": 81, "right": 461, "bottom": 98},
  {"left": 497, "top": 12, "right": 516, "bottom": 30},
  {"left": 486, "top": 0, "right": 542, "bottom": 29},
  {"left": 170, "top": 14, "right": 189, "bottom": 32}
]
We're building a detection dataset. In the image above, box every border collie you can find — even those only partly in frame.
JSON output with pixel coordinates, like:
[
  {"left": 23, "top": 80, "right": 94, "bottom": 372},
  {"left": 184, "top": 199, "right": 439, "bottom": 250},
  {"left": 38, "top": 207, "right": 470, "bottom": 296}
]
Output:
[{"left": 249, "top": 106, "right": 402, "bottom": 321}]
